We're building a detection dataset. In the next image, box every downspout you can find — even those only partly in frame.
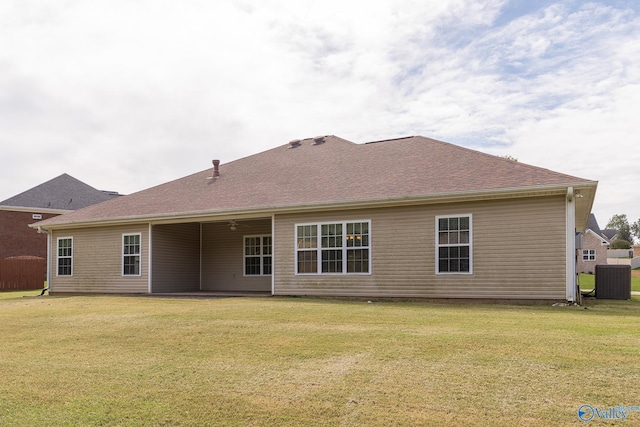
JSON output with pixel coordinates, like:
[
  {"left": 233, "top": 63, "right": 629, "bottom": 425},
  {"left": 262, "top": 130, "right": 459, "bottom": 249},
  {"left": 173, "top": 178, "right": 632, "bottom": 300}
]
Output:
[
  {"left": 199, "top": 223, "right": 203, "bottom": 291},
  {"left": 271, "top": 213, "right": 275, "bottom": 296},
  {"left": 566, "top": 187, "right": 577, "bottom": 303},
  {"left": 37, "top": 226, "right": 51, "bottom": 294},
  {"left": 148, "top": 224, "right": 153, "bottom": 294}
]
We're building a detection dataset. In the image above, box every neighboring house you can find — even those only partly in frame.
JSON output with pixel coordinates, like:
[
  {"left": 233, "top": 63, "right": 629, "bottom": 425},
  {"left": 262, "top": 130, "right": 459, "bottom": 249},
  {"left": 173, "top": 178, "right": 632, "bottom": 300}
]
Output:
[
  {"left": 601, "top": 229, "right": 618, "bottom": 242},
  {"left": 33, "top": 136, "right": 598, "bottom": 302},
  {"left": 577, "top": 214, "right": 609, "bottom": 274},
  {"left": 0, "top": 174, "right": 121, "bottom": 259}
]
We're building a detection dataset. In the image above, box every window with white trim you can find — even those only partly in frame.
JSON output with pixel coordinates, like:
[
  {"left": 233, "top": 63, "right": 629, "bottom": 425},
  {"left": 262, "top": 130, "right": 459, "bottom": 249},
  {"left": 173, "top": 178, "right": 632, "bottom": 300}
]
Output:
[
  {"left": 244, "top": 235, "right": 272, "bottom": 276},
  {"left": 582, "top": 249, "right": 596, "bottom": 261},
  {"left": 123, "top": 233, "right": 141, "bottom": 276},
  {"left": 296, "top": 221, "right": 370, "bottom": 274},
  {"left": 436, "top": 215, "right": 472, "bottom": 274},
  {"left": 57, "top": 237, "right": 73, "bottom": 276}
]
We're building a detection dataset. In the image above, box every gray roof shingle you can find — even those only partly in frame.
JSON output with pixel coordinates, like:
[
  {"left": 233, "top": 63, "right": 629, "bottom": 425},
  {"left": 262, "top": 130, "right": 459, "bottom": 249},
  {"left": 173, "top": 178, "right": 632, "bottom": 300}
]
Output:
[
  {"left": 0, "top": 173, "right": 121, "bottom": 211},
  {"left": 586, "top": 214, "right": 602, "bottom": 235},
  {"left": 601, "top": 229, "right": 618, "bottom": 241}
]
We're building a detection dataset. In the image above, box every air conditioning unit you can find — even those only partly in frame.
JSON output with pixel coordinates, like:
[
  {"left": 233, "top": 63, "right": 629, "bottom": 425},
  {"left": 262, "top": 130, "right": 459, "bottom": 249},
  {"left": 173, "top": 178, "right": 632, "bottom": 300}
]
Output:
[{"left": 595, "top": 265, "right": 631, "bottom": 300}]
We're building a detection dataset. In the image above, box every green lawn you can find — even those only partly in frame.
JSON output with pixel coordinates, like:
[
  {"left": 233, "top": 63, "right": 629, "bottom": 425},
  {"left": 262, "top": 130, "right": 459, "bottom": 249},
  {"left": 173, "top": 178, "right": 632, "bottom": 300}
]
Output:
[
  {"left": 1, "top": 292, "right": 640, "bottom": 426},
  {"left": 580, "top": 269, "right": 640, "bottom": 292}
]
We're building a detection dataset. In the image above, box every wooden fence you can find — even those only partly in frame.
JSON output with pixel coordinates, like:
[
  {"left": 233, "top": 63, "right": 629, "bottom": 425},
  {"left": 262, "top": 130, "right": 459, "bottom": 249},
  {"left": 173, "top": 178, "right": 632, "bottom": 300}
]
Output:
[{"left": 0, "top": 257, "right": 47, "bottom": 291}]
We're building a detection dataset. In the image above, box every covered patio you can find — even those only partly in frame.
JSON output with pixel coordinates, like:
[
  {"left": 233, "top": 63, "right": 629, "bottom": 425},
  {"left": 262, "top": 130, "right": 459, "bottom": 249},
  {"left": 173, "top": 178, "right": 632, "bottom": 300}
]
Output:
[{"left": 150, "top": 217, "right": 273, "bottom": 294}]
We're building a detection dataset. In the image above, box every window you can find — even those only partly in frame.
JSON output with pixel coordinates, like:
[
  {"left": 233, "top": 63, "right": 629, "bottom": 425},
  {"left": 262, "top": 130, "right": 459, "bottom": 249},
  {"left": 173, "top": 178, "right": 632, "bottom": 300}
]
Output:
[
  {"left": 436, "top": 215, "right": 472, "bottom": 274},
  {"left": 244, "top": 235, "right": 272, "bottom": 276},
  {"left": 57, "top": 237, "right": 73, "bottom": 276},
  {"left": 296, "top": 221, "right": 370, "bottom": 274},
  {"left": 582, "top": 249, "right": 596, "bottom": 261},
  {"left": 123, "top": 233, "right": 141, "bottom": 276}
]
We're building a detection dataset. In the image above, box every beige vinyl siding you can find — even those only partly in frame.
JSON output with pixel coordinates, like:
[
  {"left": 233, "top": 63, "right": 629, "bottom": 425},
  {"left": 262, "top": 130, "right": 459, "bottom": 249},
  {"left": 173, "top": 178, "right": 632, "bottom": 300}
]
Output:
[
  {"left": 50, "top": 225, "right": 149, "bottom": 294},
  {"left": 201, "top": 219, "right": 271, "bottom": 292},
  {"left": 151, "top": 223, "right": 200, "bottom": 292},
  {"left": 274, "top": 196, "right": 567, "bottom": 299}
]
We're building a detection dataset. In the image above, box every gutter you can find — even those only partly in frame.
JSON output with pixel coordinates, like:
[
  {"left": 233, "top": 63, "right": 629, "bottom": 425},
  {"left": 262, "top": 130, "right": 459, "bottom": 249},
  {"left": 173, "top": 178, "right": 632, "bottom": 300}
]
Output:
[
  {"left": 0, "top": 205, "right": 74, "bottom": 215},
  {"left": 30, "top": 181, "right": 598, "bottom": 231}
]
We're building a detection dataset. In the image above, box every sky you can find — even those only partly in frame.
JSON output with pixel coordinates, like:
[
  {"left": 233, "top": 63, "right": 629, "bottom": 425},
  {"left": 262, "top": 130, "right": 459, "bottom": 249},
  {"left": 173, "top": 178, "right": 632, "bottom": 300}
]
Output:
[{"left": 1, "top": 0, "right": 639, "bottom": 229}]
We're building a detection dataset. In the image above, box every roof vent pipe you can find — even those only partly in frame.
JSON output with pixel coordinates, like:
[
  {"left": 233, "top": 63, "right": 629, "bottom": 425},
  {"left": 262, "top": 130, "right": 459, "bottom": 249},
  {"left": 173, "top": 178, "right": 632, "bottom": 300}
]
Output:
[{"left": 212, "top": 160, "right": 220, "bottom": 178}]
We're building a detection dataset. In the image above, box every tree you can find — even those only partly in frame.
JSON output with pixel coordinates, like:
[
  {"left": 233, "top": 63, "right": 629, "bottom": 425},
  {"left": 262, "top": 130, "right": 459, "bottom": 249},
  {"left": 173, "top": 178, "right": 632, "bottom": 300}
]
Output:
[
  {"left": 632, "top": 218, "right": 640, "bottom": 243},
  {"left": 606, "top": 214, "right": 633, "bottom": 244}
]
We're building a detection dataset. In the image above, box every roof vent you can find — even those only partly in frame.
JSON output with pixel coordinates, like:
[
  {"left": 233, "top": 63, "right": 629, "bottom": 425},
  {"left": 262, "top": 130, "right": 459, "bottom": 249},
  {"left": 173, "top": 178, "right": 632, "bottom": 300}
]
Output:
[
  {"left": 288, "top": 139, "right": 301, "bottom": 149},
  {"left": 312, "top": 136, "right": 325, "bottom": 145},
  {"left": 210, "top": 159, "right": 220, "bottom": 178}
]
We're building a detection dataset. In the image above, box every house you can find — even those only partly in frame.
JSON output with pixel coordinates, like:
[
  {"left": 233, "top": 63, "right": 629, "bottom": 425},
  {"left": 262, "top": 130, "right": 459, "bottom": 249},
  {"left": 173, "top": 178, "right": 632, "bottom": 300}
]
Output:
[
  {"left": 32, "top": 136, "right": 597, "bottom": 302},
  {"left": 0, "top": 173, "right": 121, "bottom": 259},
  {"left": 577, "top": 214, "right": 609, "bottom": 274},
  {"left": 601, "top": 228, "right": 618, "bottom": 242}
]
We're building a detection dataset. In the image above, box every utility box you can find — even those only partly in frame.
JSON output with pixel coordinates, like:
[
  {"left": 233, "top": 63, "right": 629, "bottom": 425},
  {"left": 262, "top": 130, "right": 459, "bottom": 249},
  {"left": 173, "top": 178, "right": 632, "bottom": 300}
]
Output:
[{"left": 595, "top": 265, "right": 631, "bottom": 300}]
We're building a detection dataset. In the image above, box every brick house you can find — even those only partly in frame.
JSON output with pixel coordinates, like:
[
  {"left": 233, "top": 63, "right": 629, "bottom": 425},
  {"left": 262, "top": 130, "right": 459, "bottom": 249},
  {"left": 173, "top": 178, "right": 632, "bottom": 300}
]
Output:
[
  {"left": 0, "top": 174, "right": 121, "bottom": 259},
  {"left": 577, "top": 214, "right": 610, "bottom": 275}
]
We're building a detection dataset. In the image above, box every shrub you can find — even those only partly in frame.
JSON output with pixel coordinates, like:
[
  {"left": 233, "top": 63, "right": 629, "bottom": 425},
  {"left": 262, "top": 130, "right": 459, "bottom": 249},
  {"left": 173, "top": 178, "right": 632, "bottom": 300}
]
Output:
[{"left": 611, "top": 239, "right": 632, "bottom": 249}]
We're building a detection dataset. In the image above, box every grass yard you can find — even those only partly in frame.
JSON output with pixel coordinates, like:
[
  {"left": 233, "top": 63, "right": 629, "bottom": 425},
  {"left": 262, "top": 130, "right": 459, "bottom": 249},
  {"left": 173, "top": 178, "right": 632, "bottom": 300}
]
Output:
[
  {"left": 1, "top": 292, "right": 640, "bottom": 426},
  {"left": 579, "top": 268, "right": 640, "bottom": 292}
]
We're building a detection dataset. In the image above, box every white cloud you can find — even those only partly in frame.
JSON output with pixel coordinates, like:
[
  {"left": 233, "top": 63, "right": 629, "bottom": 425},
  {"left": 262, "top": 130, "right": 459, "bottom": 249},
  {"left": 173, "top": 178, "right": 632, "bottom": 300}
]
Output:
[{"left": 0, "top": 0, "right": 638, "bottom": 227}]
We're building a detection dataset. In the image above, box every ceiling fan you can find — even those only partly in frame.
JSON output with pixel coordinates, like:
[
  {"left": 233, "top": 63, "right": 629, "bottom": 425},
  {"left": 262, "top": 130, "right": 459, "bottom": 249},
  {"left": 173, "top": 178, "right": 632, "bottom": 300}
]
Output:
[{"left": 228, "top": 220, "right": 250, "bottom": 231}]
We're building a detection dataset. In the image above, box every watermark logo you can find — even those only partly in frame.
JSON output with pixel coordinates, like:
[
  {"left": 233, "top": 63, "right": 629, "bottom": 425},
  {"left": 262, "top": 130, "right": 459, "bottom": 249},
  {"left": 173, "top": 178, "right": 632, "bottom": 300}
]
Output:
[{"left": 578, "top": 404, "right": 640, "bottom": 422}]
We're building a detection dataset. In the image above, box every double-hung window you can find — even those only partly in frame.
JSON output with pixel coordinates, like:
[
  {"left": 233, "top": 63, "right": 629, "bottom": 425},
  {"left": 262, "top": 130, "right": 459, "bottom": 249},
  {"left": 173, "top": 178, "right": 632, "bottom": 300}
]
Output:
[
  {"left": 582, "top": 249, "right": 596, "bottom": 261},
  {"left": 57, "top": 237, "right": 73, "bottom": 276},
  {"left": 244, "top": 235, "right": 272, "bottom": 276},
  {"left": 296, "top": 220, "right": 370, "bottom": 274},
  {"left": 123, "top": 233, "right": 141, "bottom": 276},
  {"left": 436, "top": 215, "right": 472, "bottom": 274}
]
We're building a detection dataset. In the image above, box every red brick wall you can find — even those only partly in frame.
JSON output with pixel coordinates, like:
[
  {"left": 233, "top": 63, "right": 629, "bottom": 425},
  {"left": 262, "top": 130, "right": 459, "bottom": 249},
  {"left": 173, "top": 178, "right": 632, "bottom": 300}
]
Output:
[{"left": 0, "top": 210, "right": 59, "bottom": 259}]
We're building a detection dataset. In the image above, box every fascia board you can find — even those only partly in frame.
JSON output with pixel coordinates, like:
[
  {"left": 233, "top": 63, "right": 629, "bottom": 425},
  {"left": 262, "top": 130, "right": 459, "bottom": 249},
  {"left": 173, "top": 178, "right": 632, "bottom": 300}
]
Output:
[
  {"left": 33, "top": 182, "right": 596, "bottom": 231},
  {"left": 0, "top": 205, "right": 73, "bottom": 214}
]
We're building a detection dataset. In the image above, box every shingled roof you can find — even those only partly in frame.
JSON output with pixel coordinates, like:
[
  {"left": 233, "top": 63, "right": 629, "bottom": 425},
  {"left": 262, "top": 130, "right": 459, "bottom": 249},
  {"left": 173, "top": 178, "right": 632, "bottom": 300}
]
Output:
[
  {"left": 0, "top": 173, "right": 121, "bottom": 212},
  {"left": 33, "top": 136, "right": 597, "bottom": 229},
  {"left": 587, "top": 214, "right": 603, "bottom": 235}
]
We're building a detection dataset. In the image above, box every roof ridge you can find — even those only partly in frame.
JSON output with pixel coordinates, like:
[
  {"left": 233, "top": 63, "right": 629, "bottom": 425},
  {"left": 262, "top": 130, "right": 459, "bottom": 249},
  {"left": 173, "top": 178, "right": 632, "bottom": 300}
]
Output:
[
  {"left": 365, "top": 136, "right": 415, "bottom": 145},
  {"left": 215, "top": 135, "right": 356, "bottom": 169}
]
